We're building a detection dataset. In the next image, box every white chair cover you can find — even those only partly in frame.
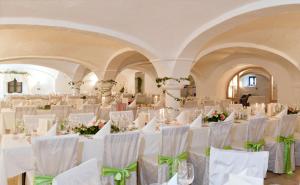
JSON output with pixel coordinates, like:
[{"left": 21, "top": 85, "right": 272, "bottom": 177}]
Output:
[
  {"left": 100, "top": 132, "right": 140, "bottom": 185},
  {"left": 15, "top": 106, "right": 37, "bottom": 120},
  {"left": 68, "top": 112, "right": 96, "bottom": 127},
  {"left": 228, "top": 104, "right": 243, "bottom": 113},
  {"left": 82, "top": 104, "right": 101, "bottom": 116},
  {"left": 232, "top": 117, "right": 266, "bottom": 151},
  {"left": 53, "top": 159, "right": 100, "bottom": 185},
  {"left": 209, "top": 147, "right": 268, "bottom": 185},
  {"left": 51, "top": 105, "right": 72, "bottom": 121},
  {"left": 265, "top": 114, "right": 297, "bottom": 173},
  {"left": 224, "top": 174, "right": 263, "bottom": 185},
  {"left": 109, "top": 110, "right": 134, "bottom": 129},
  {"left": 23, "top": 114, "right": 56, "bottom": 133},
  {"left": 189, "top": 120, "right": 233, "bottom": 185},
  {"left": 26, "top": 135, "right": 79, "bottom": 185},
  {"left": 139, "top": 125, "right": 190, "bottom": 185}
]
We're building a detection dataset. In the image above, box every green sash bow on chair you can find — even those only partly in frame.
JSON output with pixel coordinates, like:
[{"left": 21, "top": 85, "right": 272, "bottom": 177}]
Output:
[
  {"left": 102, "top": 162, "right": 137, "bottom": 185},
  {"left": 158, "top": 151, "right": 188, "bottom": 179},
  {"left": 276, "top": 135, "right": 295, "bottom": 174},
  {"left": 34, "top": 175, "right": 54, "bottom": 185},
  {"left": 245, "top": 139, "right": 265, "bottom": 152}
]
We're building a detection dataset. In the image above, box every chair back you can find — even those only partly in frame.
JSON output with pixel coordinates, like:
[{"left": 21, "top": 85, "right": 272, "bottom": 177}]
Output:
[
  {"left": 276, "top": 114, "right": 298, "bottom": 137},
  {"left": 109, "top": 110, "right": 134, "bottom": 129},
  {"left": 68, "top": 112, "right": 95, "bottom": 126},
  {"left": 161, "top": 125, "right": 189, "bottom": 157},
  {"left": 208, "top": 120, "right": 232, "bottom": 148},
  {"left": 51, "top": 105, "right": 72, "bottom": 121},
  {"left": 53, "top": 159, "right": 100, "bottom": 185},
  {"left": 101, "top": 132, "right": 140, "bottom": 185},
  {"left": 15, "top": 106, "right": 37, "bottom": 120},
  {"left": 209, "top": 147, "right": 269, "bottom": 185},
  {"left": 32, "top": 135, "right": 79, "bottom": 176},
  {"left": 247, "top": 117, "right": 267, "bottom": 142},
  {"left": 23, "top": 114, "right": 56, "bottom": 132}
]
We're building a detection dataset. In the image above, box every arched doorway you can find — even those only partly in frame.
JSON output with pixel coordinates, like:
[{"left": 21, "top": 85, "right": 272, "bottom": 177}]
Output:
[{"left": 227, "top": 67, "right": 277, "bottom": 104}]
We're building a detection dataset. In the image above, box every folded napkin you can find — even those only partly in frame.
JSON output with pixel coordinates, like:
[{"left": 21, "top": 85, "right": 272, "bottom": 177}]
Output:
[
  {"left": 225, "top": 112, "right": 235, "bottom": 122},
  {"left": 128, "top": 99, "right": 136, "bottom": 108},
  {"left": 46, "top": 123, "right": 57, "bottom": 136},
  {"left": 142, "top": 117, "right": 157, "bottom": 132},
  {"left": 176, "top": 111, "right": 188, "bottom": 124},
  {"left": 275, "top": 107, "right": 288, "bottom": 119},
  {"left": 134, "top": 116, "right": 145, "bottom": 129},
  {"left": 191, "top": 115, "right": 202, "bottom": 127},
  {"left": 93, "top": 120, "right": 111, "bottom": 139},
  {"left": 167, "top": 173, "right": 177, "bottom": 185}
]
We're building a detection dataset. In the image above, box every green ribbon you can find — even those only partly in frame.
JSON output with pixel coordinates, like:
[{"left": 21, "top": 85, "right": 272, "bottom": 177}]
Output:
[
  {"left": 102, "top": 162, "right": 137, "bottom": 185},
  {"left": 205, "top": 146, "right": 232, "bottom": 157},
  {"left": 276, "top": 135, "right": 295, "bottom": 175},
  {"left": 245, "top": 139, "right": 265, "bottom": 152},
  {"left": 34, "top": 175, "right": 54, "bottom": 185},
  {"left": 158, "top": 151, "right": 188, "bottom": 179}
]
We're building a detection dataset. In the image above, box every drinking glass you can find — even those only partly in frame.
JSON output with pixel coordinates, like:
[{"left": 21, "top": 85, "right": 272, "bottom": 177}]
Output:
[{"left": 177, "top": 161, "right": 194, "bottom": 185}]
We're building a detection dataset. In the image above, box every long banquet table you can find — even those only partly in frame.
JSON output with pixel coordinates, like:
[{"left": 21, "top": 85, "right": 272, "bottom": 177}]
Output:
[{"left": 1, "top": 115, "right": 300, "bottom": 185}]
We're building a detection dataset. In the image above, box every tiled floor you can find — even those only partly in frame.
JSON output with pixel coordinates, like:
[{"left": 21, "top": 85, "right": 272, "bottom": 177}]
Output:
[
  {"left": 7, "top": 168, "right": 300, "bottom": 185},
  {"left": 265, "top": 167, "right": 300, "bottom": 185}
]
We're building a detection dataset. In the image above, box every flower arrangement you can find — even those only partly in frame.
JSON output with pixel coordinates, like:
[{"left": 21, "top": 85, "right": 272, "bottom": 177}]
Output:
[
  {"left": 204, "top": 111, "right": 229, "bottom": 122},
  {"left": 155, "top": 76, "right": 191, "bottom": 105},
  {"left": 72, "top": 121, "right": 121, "bottom": 135},
  {"left": 287, "top": 107, "right": 299, "bottom": 114},
  {"left": 68, "top": 81, "right": 84, "bottom": 90}
]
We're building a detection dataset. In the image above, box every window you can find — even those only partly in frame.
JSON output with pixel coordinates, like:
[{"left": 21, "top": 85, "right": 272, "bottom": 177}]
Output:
[
  {"left": 248, "top": 76, "right": 256, "bottom": 87},
  {"left": 7, "top": 78, "right": 22, "bottom": 93}
]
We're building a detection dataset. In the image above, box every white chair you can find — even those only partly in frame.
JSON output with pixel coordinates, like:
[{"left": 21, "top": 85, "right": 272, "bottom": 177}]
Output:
[
  {"left": 232, "top": 117, "right": 267, "bottom": 151},
  {"left": 189, "top": 120, "right": 233, "bottom": 185},
  {"left": 15, "top": 106, "right": 37, "bottom": 121},
  {"left": 109, "top": 110, "right": 134, "bottom": 129},
  {"left": 53, "top": 159, "right": 100, "bottom": 185},
  {"left": 209, "top": 147, "right": 268, "bottom": 185},
  {"left": 51, "top": 105, "right": 73, "bottom": 121},
  {"left": 82, "top": 104, "right": 101, "bottom": 116},
  {"left": 26, "top": 135, "right": 79, "bottom": 185},
  {"left": 265, "top": 114, "right": 297, "bottom": 174},
  {"left": 68, "top": 112, "right": 96, "bottom": 127},
  {"left": 100, "top": 132, "right": 140, "bottom": 185},
  {"left": 139, "top": 125, "right": 190, "bottom": 185},
  {"left": 23, "top": 114, "right": 56, "bottom": 133}
]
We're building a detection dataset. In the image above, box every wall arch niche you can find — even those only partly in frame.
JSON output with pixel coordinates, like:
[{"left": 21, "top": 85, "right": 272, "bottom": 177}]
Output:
[{"left": 227, "top": 67, "right": 277, "bottom": 104}]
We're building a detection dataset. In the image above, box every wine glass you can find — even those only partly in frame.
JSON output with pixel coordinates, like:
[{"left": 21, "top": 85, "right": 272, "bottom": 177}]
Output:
[{"left": 177, "top": 161, "right": 194, "bottom": 185}]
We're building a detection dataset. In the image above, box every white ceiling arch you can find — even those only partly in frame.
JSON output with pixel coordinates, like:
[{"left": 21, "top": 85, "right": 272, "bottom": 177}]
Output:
[
  {"left": 0, "top": 18, "right": 159, "bottom": 60},
  {"left": 177, "top": 0, "right": 300, "bottom": 60},
  {"left": 0, "top": 56, "right": 88, "bottom": 79},
  {"left": 192, "top": 42, "right": 300, "bottom": 71}
]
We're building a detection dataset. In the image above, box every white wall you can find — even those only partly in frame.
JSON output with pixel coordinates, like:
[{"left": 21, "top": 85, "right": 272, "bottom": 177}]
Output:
[
  {"left": 115, "top": 69, "right": 160, "bottom": 95},
  {"left": 80, "top": 72, "right": 98, "bottom": 95},
  {"left": 55, "top": 72, "right": 72, "bottom": 94}
]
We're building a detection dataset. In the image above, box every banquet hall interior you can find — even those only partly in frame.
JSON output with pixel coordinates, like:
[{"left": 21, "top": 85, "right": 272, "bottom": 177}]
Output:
[{"left": 1, "top": 0, "right": 300, "bottom": 185}]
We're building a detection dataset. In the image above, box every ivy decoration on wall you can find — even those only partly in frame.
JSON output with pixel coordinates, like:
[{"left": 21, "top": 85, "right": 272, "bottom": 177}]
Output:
[{"left": 156, "top": 77, "right": 192, "bottom": 105}]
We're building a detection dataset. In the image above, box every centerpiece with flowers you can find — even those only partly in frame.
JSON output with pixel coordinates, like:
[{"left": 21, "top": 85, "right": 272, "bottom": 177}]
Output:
[
  {"left": 73, "top": 120, "right": 121, "bottom": 135},
  {"left": 204, "top": 111, "right": 229, "bottom": 122}
]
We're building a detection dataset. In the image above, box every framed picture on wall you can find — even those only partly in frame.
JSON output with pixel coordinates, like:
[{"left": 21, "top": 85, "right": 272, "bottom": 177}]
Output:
[{"left": 7, "top": 78, "right": 22, "bottom": 93}]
